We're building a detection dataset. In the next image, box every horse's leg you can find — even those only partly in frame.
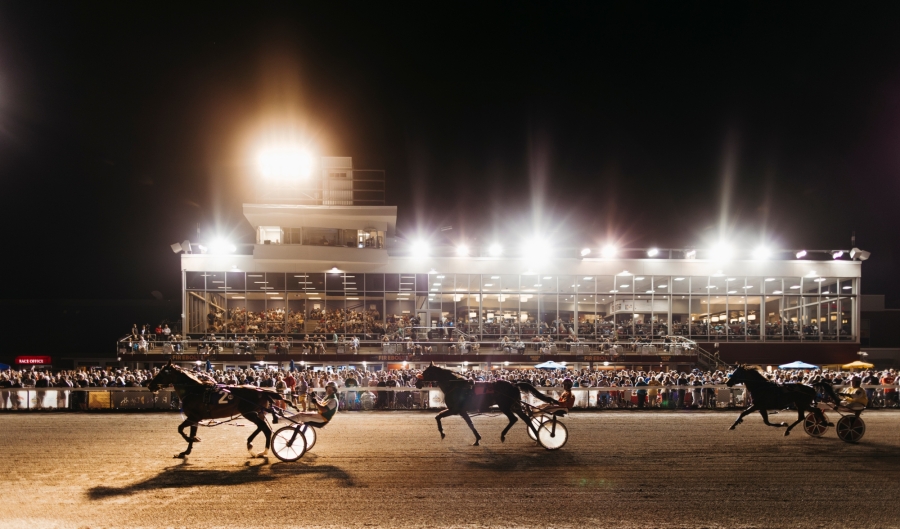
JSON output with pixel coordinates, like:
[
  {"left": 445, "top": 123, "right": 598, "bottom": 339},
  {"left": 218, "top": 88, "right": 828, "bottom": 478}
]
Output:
[
  {"left": 499, "top": 407, "right": 518, "bottom": 443},
  {"left": 245, "top": 413, "right": 269, "bottom": 458},
  {"left": 175, "top": 420, "right": 198, "bottom": 458},
  {"left": 783, "top": 408, "right": 806, "bottom": 436},
  {"left": 758, "top": 409, "right": 787, "bottom": 428},
  {"left": 514, "top": 406, "right": 539, "bottom": 438},
  {"left": 459, "top": 411, "right": 482, "bottom": 446},
  {"left": 728, "top": 405, "right": 758, "bottom": 430},
  {"left": 434, "top": 409, "right": 455, "bottom": 440}
]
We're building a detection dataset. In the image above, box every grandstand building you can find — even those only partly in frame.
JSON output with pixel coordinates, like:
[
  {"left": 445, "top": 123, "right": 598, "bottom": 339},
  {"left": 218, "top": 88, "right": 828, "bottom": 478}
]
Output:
[{"left": 147, "top": 156, "right": 865, "bottom": 373}]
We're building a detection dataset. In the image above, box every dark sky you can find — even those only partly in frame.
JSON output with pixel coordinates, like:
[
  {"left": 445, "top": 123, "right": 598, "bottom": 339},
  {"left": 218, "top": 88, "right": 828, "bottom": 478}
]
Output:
[{"left": 1, "top": 2, "right": 899, "bottom": 303}]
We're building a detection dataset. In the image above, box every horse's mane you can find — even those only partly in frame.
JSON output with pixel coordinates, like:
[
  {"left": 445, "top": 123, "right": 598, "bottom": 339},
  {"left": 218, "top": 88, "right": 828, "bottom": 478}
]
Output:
[
  {"left": 735, "top": 365, "right": 770, "bottom": 383},
  {"left": 164, "top": 364, "right": 214, "bottom": 387},
  {"left": 425, "top": 364, "right": 467, "bottom": 381}
]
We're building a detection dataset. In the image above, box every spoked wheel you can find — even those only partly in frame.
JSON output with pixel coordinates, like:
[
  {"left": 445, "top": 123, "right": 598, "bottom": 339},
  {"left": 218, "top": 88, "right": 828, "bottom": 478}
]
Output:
[
  {"left": 360, "top": 393, "right": 375, "bottom": 411},
  {"left": 527, "top": 416, "right": 547, "bottom": 441},
  {"left": 802, "top": 412, "right": 829, "bottom": 437},
  {"left": 836, "top": 416, "right": 866, "bottom": 443},
  {"left": 272, "top": 426, "right": 307, "bottom": 462},
  {"left": 300, "top": 423, "right": 317, "bottom": 451},
  {"left": 537, "top": 418, "right": 568, "bottom": 450}
]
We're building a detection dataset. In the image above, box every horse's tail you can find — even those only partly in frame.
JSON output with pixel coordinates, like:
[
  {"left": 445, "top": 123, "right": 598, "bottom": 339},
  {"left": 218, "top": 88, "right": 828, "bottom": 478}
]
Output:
[
  {"left": 516, "top": 382, "right": 557, "bottom": 404},
  {"left": 813, "top": 380, "right": 841, "bottom": 405}
]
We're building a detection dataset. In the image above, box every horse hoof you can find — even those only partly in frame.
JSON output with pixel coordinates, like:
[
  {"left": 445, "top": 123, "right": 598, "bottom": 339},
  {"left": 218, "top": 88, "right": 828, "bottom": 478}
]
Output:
[
  {"left": 500, "top": 436, "right": 506, "bottom": 443},
  {"left": 472, "top": 441, "right": 480, "bottom": 446},
  {"left": 728, "top": 426, "right": 736, "bottom": 431},
  {"left": 440, "top": 432, "right": 445, "bottom": 440},
  {"left": 175, "top": 453, "right": 186, "bottom": 459},
  {"left": 783, "top": 431, "right": 791, "bottom": 437}
]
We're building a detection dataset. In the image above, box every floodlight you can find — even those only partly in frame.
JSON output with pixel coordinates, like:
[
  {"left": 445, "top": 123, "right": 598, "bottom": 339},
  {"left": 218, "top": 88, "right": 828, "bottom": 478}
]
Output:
[
  {"left": 752, "top": 246, "right": 771, "bottom": 260},
  {"left": 601, "top": 245, "right": 617, "bottom": 258},
  {"left": 488, "top": 243, "right": 503, "bottom": 257},
  {"left": 410, "top": 240, "right": 430, "bottom": 258},
  {"left": 796, "top": 250, "right": 807, "bottom": 259},
  {"left": 684, "top": 249, "right": 696, "bottom": 259},
  {"left": 850, "top": 247, "right": 870, "bottom": 261},
  {"left": 521, "top": 237, "right": 551, "bottom": 261},
  {"left": 170, "top": 242, "right": 183, "bottom": 253},
  {"left": 207, "top": 239, "right": 236, "bottom": 254},
  {"left": 710, "top": 244, "right": 733, "bottom": 261},
  {"left": 832, "top": 250, "right": 844, "bottom": 259},
  {"left": 647, "top": 248, "right": 659, "bottom": 257},
  {"left": 456, "top": 244, "right": 470, "bottom": 257},
  {"left": 580, "top": 248, "right": 591, "bottom": 257},
  {"left": 257, "top": 146, "right": 315, "bottom": 179}
]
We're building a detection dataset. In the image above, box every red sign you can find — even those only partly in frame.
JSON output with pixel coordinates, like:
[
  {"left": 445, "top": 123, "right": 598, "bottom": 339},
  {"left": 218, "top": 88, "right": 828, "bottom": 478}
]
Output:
[{"left": 15, "top": 356, "right": 52, "bottom": 365}]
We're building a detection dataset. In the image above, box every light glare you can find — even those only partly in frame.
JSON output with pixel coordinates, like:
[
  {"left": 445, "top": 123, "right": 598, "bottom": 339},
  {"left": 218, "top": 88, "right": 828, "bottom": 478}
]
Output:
[{"left": 257, "top": 146, "right": 315, "bottom": 179}]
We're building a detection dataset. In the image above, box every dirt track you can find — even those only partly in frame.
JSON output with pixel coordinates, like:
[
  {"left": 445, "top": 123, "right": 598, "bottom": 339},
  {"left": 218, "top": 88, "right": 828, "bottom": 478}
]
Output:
[{"left": 1, "top": 410, "right": 898, "bottom": 529}]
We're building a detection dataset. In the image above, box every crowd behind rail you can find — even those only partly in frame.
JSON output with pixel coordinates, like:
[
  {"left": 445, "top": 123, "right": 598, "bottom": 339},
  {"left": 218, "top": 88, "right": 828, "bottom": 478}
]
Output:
[
  {"left": 2, "top": 365, "right": 899, "bottom": 411},
  {"left": 119, "top": 321, "right": 700, "bottom": 356}
]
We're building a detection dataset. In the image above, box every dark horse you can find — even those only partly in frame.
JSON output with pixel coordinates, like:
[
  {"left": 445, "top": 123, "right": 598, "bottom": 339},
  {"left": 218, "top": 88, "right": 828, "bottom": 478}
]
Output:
[
  {"left": 415, "top": 362, "right": 558, "bottom": 446},
  {"left": 726, "top": 365, "right": 840, "bottom": 436},
  {"left": 148, "top": 362, "right": 288, "bottom": 458}
]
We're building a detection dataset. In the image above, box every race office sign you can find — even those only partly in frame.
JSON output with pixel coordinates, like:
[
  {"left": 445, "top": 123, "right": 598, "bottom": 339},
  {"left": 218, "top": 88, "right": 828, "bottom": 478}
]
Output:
[{"left": 15, "top": 356, "right": 52, "bottom": 365}]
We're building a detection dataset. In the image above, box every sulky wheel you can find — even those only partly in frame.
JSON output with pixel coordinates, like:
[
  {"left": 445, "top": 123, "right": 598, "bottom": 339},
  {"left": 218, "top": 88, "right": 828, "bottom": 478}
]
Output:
[
  {"left": 299, "top": 423, "right": 317, "bottom": 451},
  {"left": 272, "top": 426, "right": 307, "bottom": 462},
  {"left": 360, "top": 392, "right": 375, "bottom": 411},
  {"left": 528, "top": 416, "right": 547, "bottom": 441},
  {"left": 537, "top": 420, "right": 568, "bottom": 450},
  {"left": 802, "top": 412, "right": 829, "bottom": 437},
  {"left": 836, "top": 416, "right": 866, "bottom": 443}
]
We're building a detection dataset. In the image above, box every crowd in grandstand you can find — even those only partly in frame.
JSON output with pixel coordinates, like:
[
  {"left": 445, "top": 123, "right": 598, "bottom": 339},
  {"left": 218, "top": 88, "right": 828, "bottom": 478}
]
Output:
[{"left": 1, "top": 365, "right": 897, "bottom": 410}]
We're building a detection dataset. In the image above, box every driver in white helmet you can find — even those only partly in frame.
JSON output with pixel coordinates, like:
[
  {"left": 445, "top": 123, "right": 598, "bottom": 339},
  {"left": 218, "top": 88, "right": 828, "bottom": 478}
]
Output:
[{"left": 289, "top": 380, "right": 339, "bottom": 425}]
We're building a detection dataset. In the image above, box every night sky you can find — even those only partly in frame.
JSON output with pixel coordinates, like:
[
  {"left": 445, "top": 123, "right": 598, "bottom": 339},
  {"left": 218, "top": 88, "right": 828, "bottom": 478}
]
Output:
[{"left": 2, "top": 3, "right": 899, "bottom": 303}]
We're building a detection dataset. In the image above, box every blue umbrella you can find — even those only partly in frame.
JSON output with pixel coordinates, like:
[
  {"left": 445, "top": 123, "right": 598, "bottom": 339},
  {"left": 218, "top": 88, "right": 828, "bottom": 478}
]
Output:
[
  {"left": 535, "top": 360, "right": 568, "bottom": 370},
  {"left": 0, "top": 363, "right": 9, "bottom": 371},
  {"left": 205, "top": 359, "right": 212, "bottom": 372},
  {"left": 778, "top": 360, "right": 818, "bottom": 370}
]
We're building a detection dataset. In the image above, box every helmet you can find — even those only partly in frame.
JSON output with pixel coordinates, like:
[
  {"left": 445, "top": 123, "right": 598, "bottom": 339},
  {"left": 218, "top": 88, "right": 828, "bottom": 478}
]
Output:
[
  {"left": 562, "top": 378, "right": 573, "bottom": 388},
  {"left": 325, "top": 381, "right": 338, "bottom": 391}
]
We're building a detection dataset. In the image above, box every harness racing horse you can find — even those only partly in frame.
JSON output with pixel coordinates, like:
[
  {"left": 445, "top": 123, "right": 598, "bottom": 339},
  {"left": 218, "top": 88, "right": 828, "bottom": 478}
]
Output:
[
  {"left": 148, "top": 362, "right": 288, "bottom": 459},
  {"left": 726, "top": 365, "right": 840, "bottom": 436},
  {"left": 415, "top": 362, "right": 557, "bottom": 446}
]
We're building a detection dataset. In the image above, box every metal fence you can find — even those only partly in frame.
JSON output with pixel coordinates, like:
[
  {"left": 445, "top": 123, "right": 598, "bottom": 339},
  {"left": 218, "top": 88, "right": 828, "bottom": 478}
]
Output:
[{"left": 1, "top": 385, "right": 898, "bottom": 412}]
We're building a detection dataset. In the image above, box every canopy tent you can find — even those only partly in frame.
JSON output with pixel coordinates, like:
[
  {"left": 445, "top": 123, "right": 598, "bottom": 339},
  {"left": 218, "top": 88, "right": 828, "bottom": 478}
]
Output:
[
  {"left": 0, "top": 363, "right": 9, "bottom": 371},
  {"left": 535, "top": 361, "right": 569, "bottom": 370},
  {"left": 842, "top": 360, "right": 874, "bottom": 370},
  {"left": 778, "top": 360, "right": 818, "bottom": 370}
]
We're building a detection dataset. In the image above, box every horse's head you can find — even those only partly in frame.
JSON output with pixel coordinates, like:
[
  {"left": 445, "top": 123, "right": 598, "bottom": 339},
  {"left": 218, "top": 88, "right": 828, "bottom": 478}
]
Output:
[
  {"left": 415, "top": 362, "right": 447, "bottom": 388},
  {"left": 148, "top": 362, "right": 181, "bottom": 393},
  {"left": 725, "top": 365, "right": 746, "bottom": 387}
]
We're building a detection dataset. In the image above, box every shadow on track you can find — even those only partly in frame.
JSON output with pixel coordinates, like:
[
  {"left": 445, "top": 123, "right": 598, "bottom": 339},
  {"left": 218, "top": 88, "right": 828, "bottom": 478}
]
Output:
[
  {"left": 461, "top": 447, "right": 580, "bottom": 472},
  {"left": 87, "top": 459, "right": 354, "bottom": 499}
]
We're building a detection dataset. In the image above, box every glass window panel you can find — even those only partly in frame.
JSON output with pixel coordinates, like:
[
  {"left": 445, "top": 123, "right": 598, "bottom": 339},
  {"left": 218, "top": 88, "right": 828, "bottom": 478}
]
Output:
[
  {"left": 689, "top": 296, "right": 708, "bottom": 340},
  {"left": 416, "top": 274, "right": 429, "bottom": 292},
  {"left": 839, "top": 278, "right": 855, "bottom": 295},
  {"left": 266, "top": 273, "right": 285, "bottom": 292},
  {"left": 206, "top": 271, "right": 226, "bottom": 293},
  {"left": 671, "top": 275, "right": 690, "bottom": 294},
  {"left": 784, "top": 296, "right": 801, "bottom": 340},
  {"left": 384, "top": 274, "right": 400, "bottom": 292},
  {"left": 672, "top": 293, "right": 689, "bottom": 337},
  {"left": 325, "top": 272, "right": 344, "bottom": 290},
  {"left": 365, "top": 273, "right": 384, "bottom": 292},
  {"left": 501, "top": 274, "right": 519, "bottom": 293},
  {"left": 596, "top": 276, "right": 614, "bottom": 294},
  {"left": 579, "top": 275, "right": 596, "bottom": 294},
  {"left": 266, "top": 294, "right": 286, "bottom": 333},
  {"left": 482, "top": 274, "right": 500, "bottom": 292},
  {"left": 245, "top": 292, "right": 267, "bottom": 333},
  {"left": 398, "top": 274, "right": 416, "bottom": 293},
  {"left": 303, "top": 227, "right": 339, "bottom": 246},
  {"left": 577, "top": 294, "right": 596, "bottom": 340},
  {"left": 226, "top": 271, "right": 245, "bottom": 291},
  {"left": 246, "top": 273, "right": 267, "bottom": 292},
  {"left": 764, "top": 277, "right": 783, "bottom": 295},
  {"left": 434, "top": 273, "right": 453, "bottom": 291},
  {"left": 539, "top": 275, "right": 556, "bottom": 293},
  {"left": 343, "top": 273, "right": 360, "bottom": 294},
  {"left": 185, "top": 271, "right": 207, "bottom": 290},
  {"left": 763, "top": 292, "right": 783, "bottom": 341},
  {"left": 287, "top": 273, "right": 309, "bottom": 291},
  {"left": 307, "top": 273, "right": 325, "bottom": 293},
  {"left": 540, "top": 293, "right": 558, "bottom": 339},
  {"left": 559, "top": 275, "right": 575, "bottom": 294},
  {"left": 520, "top": 291, "right": 539, "bottom": 339},
  {"left": 287, "top": 293, "right": 306, "bottom": 334},
  {"left": 839, "top": 297, "right": 853, "bottom": 340},
  {"left": 226, "top": 293, "right": 246, "bottom": 334}
]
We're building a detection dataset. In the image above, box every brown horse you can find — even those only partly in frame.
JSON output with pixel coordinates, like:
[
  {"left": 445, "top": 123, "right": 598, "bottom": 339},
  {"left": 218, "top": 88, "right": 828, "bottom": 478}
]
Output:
[
  {"left": 415, "top": 362, "right": 558, "bottom": 446},
  {"left": 148, "top": 362, "right": 288, "bottom": 459}
]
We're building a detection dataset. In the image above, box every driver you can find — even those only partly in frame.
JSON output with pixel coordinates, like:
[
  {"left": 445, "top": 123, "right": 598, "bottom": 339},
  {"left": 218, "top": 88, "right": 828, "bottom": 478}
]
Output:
[
  {"left": 839, "top": 376, "right": 868, "bottom": 412},
  {"left": 289, "top": 381, "right": 339, "bottom": 425},
  {"left": 540, "top": 378, "right": 575, "bottom": 411}
]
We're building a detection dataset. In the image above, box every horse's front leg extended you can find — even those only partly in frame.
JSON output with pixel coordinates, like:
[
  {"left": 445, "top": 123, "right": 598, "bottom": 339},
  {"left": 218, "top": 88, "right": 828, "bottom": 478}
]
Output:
[
  {"left": 459, "top": 411, "right": 482, "bottom": 446},
  {"left": 176, "top": 421, "right": 199, "bottom": 458},
  {"left": 246, "top": 413, "right": 269, "bottom": 458},
  {"left": 729, "top": 405, "right": 758, "bottom": 430},
  {"left": 435, "top": 409, "right": 455, "bottom": 440}
]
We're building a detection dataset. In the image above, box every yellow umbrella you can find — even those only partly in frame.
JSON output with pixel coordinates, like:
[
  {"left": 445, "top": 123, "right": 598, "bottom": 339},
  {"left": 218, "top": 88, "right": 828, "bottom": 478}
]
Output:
[{"left": 842, "top": 360, "right": 874, "bottom": 370}]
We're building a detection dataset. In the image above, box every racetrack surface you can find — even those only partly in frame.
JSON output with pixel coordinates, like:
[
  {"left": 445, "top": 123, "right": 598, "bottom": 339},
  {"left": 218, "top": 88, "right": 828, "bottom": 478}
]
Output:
[{"left": 1, "top": 411, "right": 898, "bottom": 529}]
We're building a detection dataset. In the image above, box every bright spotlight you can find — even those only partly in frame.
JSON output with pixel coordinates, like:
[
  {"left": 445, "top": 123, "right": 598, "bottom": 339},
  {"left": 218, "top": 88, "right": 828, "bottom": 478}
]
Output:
[
  {"left": 488, "top": 244, "right": 503, "bottom": 257},
  {"left": 710, "top": 244, "right": 733, "bottom": 261},
  {"left": 832, "top": 250, "right": 844, "bottom": 259},
  {"left": 411, "top": 240, "right": 430, "bottom": 258},
  {"left": 257, "top": 146, "right": 315, "bottom": 179},
  {"left": 647, "top": 248, "right": 659, "bottom": 257},
  {"left": 601, "top": 245, "right": 617, "bottom": 258},
  {"left": 207, "top": 239, "right": 236, "bottom": 254},
  {"left": 796, "top": 250, "right": 807, "bottom": 259},
  {"left": 752, "top": 247, "right": 771, "bottom": 260},
  {"left": 580, "top": 248, "right": 591, "bottom": 257},
  {"left": 521, "top": 237, "right": 551, "bottom": 261},
  {"left": 456, "top": 244, "right": 470, "bottom": 257}
]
